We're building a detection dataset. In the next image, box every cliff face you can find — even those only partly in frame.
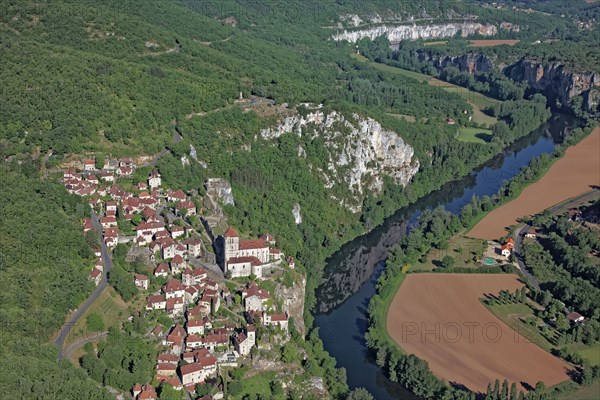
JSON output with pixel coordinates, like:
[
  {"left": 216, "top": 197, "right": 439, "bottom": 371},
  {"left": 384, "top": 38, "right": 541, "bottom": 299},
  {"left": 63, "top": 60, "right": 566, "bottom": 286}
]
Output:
[
  {"left": 275, "top": 275, "right": 306, "bottom": 336},
  {"left": 414, "top": 49, "right": 600, "bottom": 113},
  {"left": 416, "top": 51, "right": 496, "bottom": 74},
  {"left": 509, "top": 60, "right": 600, "bottom": 112},
  {"left": 332, "top": 22, "right": 497, "bottom": 44},
  {"left": 260, "top": 110, "right": 419, "bottom": 212}
]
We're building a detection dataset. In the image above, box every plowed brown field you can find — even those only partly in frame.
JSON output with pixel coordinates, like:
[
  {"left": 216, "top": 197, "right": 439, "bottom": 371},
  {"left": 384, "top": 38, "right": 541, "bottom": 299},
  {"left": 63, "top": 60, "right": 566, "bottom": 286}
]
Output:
[
  {"left": 468, "top": 127, "right": 600, "bottom": 240},
  {"left": 469, "top": 40, "right": 520, "bottom": 46},
  {"left": 387, "top": 274, "right": 572, "bottom": 393}
]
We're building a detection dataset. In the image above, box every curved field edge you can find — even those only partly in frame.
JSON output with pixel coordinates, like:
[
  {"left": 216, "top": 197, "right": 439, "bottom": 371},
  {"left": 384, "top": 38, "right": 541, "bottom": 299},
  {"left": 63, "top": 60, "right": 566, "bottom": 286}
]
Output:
[
  {"left": 386, "top": 273, "right": 572, "bottom": 393},
  {"left": 464, "top": 124, "right": 600, "bottom": 235},
  {"left": 468, "top": 128, "right": 600, "bottom": 240}
]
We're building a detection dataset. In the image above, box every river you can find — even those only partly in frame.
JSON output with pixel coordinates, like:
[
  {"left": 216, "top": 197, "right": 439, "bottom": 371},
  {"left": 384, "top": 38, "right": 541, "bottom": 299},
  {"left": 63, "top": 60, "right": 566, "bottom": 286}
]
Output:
[{"left": 313, "top": 114, "right": 577, "bottom": 399}]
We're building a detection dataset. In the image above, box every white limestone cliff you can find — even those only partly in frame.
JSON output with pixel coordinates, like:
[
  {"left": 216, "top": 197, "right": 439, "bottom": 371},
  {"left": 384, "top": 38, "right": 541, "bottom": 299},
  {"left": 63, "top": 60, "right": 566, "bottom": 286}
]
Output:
[
  {"left": 332, "top": 22, "right": 497, "bottom": 43},
  {"left": 261, "top": 111, "right": 419, "bottom": 212}
]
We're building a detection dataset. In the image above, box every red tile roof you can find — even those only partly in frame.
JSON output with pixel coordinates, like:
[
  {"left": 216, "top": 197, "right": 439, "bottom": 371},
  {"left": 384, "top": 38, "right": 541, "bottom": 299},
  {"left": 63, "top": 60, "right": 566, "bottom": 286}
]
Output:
[
  {"left": 224, "top": 226, "right": 238, "bottom": 238},
  {"left": 228, "top": 256, "right": 262, "bottom": 266},
  {"left": 239, "top": 239, "right": 268, "bottom": 250}
]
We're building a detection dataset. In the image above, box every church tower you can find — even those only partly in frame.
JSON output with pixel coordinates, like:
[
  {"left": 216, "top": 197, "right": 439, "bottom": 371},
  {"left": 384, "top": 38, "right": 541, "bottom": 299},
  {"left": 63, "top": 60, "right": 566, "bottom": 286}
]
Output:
[{"left": 223, "top": 226, "right": 239, "bottom": 271}]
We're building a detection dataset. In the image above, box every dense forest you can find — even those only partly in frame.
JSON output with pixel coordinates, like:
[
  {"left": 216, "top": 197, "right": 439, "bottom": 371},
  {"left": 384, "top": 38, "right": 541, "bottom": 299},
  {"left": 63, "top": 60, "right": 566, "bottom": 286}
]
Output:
[{"left": 0, "top": 162, "right": 111, "bottom": 399}]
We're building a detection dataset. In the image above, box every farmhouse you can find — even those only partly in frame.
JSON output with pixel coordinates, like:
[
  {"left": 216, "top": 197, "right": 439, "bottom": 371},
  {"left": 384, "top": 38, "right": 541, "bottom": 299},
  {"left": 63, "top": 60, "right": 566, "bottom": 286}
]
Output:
[
  {"left": 525, "top": 229, "right": 537, "bottom": 238},
  {"left": 567, "top": 311, "right": 585, "bottom": 325}
]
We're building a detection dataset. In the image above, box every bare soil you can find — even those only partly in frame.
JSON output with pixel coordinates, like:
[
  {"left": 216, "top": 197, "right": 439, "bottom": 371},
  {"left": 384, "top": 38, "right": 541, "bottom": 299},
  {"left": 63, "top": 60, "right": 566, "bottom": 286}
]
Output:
[
  {"left": 468, "top": 128, "right": 600, "bottom": 240},
  {"left": 469, "top": 40, "right": 520, "bottom": 47},
  {"left": 387, "top": 274, "right": 572, "bottom": 393}
]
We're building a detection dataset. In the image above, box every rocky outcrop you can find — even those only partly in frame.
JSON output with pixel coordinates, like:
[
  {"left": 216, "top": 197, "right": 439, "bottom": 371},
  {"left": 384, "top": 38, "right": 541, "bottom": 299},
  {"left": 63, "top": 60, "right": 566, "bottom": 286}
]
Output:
[
  {"left": 332, "top": 22, "right": 497, "bottom": 44},
  {"left": 275, "top": 275, "right": 306, "bottom": 336},
  {"left": 260, "top": 111, "right": 419, "bottom": 212},
  {"left": 508, "top": 60, "right": 600, "bottom": 112},
  {"left": 415, "top": 50, "right": 496, "bottom": 74},
  {"left": 413, "top": 48, "right": 600, "bottom": 113},
  {"left": 292, "top": 203, "right": 302, "bottom": 224},
  {"left": 204, "top": 178, "right": 235, "bottom": 206}
]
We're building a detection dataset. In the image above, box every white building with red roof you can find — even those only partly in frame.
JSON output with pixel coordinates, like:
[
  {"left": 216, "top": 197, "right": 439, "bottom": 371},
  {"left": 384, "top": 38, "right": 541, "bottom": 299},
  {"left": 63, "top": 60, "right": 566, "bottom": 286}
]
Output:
[
  {"left": 134, "top": 274, "right": 149, "bottom": 290},
  {"left": 221, "top": 226, "right": 271, "bottom": 278},
  {"left": 263, "top": 312, "right": 288, "bottom": 331},
  {"left": 167, "top": 189, "right": 186, "bottom": 203},
  {"left": 89, "top": 268, "right": 102, "bottom": 286},
  {"left": 148, "top": 169, "right": 162, "bottom": 189},
  {"left": 242, "top": 282, "right": 270, "bottom": 312},
  {"left": 164, "top": 279, "right": 185, "bottom": 299},
  {"left": 83, "top": 159, "right": 96, "bottom": 171},
  {"left": 154, "top": 263, "right": 169, "bottom": 278},
  {"left": 179, "top": 357, "right": 217, "bottom": 388},
  {"left": 146, "top": 295, "right": 166, "bottom": 311}
]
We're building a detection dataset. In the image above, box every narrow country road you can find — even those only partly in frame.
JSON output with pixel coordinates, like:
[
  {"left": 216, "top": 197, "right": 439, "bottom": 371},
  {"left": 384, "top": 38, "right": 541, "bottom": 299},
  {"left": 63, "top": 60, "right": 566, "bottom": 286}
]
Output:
[
  {"left": 54, "top": 209, "right": 113, "bottom": 360},
  {"left": 63, "top": 331, "right": 108, "bottom": 361},
  {"left": 513, "top": 188, "right": 600, "bottom": 291}
]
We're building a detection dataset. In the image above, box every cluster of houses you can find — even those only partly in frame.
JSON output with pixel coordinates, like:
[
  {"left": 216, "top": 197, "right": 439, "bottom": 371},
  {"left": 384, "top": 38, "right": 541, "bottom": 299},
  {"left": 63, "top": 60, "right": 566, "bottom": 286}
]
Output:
[
  {"left": 60, "top": 158, "right": 296, "bottom": 398},
  {"left": 140, "top": 274, "right": 290, "bottom": 394}
]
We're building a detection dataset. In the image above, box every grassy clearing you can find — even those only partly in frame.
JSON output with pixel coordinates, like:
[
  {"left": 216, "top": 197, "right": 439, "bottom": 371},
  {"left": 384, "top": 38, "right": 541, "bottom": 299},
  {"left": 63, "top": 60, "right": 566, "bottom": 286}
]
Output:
[
  {"left": 484, "top": 301, "right": 557, "bottom": 353},
  {"left": 385, "top": 113, "right": 417, "bottom": 122},
  {"left": 238, "top": 371, "right": 277, "bottom": 397},
  {"left": 424, "top": 41, "right": 448, "bottom": 46},
  {"left": 566, "top": 341, "right": 600, "bottom": 366},
  {"left": 352, "top": 55, "right": 499, "bottom": 126},
  {"left": 412, "top": 235, "right": 487, "bottom": 271},
  {"left": 376, "top": 272, "right": 408, "bottom": 354},
  {"left": 457, "top": 127, "right": 493, "bottom": 144},
  {"left": 559, "top": 380, "right": 600, "bottom": 400},
  {"left": 65, "top": 286, "right": 130, "bottom": 346}
]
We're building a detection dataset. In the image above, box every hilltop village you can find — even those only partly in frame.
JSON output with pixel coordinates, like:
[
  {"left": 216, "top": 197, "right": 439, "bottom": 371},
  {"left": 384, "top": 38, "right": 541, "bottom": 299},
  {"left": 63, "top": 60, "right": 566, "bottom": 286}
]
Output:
[{"left": 61, "top": 157, "right": 306, "bottom": 399}]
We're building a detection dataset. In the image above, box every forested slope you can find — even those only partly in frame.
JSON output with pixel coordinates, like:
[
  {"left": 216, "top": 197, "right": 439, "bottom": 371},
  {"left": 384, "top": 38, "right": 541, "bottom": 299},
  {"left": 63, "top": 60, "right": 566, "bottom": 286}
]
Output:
[{"left": 0, "top": 163, "right": 111, "bottom": 399}]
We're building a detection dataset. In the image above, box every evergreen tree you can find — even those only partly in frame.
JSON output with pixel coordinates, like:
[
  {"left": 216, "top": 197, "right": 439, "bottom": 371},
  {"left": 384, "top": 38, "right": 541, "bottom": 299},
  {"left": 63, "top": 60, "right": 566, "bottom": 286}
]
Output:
[
  {"left": 501, "top": 379, "right": 509, "bottom": 399},
  {"left": 510, "top": 382, "right": 518, "bottom": 400},
  {"left": 493, "top": 379, "right": 501, "bottom": 399},
  {"left": 486, "top": 383, "right": 493, "bottom": 399}
]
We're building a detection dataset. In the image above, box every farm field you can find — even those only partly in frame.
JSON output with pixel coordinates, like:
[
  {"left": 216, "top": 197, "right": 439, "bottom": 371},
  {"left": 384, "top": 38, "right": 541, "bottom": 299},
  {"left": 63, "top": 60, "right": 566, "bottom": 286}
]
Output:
[
  {"left": 387, "top": 274, "right": 572, "bottom": 393},
  {"left": 351, "top": 55, "right": 499, "bottom": 126},
  {"left": 424, "top": 40, "right": 448, "bottom": 46},
  {"left": 457, "top": 127, "right": 493, "bottom": 144},
  {"left": 468, "top": 127, "right": 600, "bottom": 240},
  {"left": 469, "top": 39, "right": 521, "bottom": 47}
]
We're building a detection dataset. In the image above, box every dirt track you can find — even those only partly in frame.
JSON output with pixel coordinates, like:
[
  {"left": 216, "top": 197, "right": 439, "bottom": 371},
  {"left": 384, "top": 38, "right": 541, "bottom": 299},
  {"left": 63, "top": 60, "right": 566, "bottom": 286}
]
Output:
[
  {"left": 468, "top": 128, "right": 600, "bottom": 240},
  {"left": 387, "top": 274, "right": 572, "bottom": 393}
]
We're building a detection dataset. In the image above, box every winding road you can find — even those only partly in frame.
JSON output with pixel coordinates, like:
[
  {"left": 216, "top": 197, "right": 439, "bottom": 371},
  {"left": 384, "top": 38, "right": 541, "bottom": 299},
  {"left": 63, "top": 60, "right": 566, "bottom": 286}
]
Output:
[{"left": 54, "top": 209, "right": 113, "bottom": 360}]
